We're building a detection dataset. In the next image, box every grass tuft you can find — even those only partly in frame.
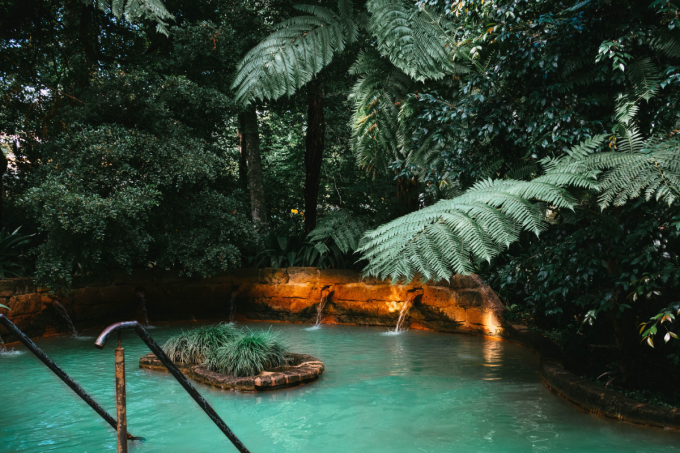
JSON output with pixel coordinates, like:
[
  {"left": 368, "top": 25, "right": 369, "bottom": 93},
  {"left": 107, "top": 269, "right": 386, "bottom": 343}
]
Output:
[
  {"left": 205, "top": 328, "right": 288, "bottom": 377},
  {"left": 162, "top": 323, "right": 239, "bottom": 365}
]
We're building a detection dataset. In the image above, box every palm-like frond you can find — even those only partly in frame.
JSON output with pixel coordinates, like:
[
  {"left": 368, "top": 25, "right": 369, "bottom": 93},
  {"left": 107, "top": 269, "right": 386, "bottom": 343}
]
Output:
[
  {"left": 102, "top": 0, "right": 174, "bottom": 36},
  {"left": 583, "top": 132, "right": 680, "bottom": 208},
  {"left": 232, "top": 1, "right": 357, "bottom": 105},
  {"left": 359, "top": 158, "right": 597, "bottom": 282},
  {"left": 349, "top": 50, "right": 414, "bottom": 171},
  {"left": 367, "top": 0, "right": 463, "bottom": 81},
  {"left": 307, "top": 210, "right": 367, "bottom": 254}
]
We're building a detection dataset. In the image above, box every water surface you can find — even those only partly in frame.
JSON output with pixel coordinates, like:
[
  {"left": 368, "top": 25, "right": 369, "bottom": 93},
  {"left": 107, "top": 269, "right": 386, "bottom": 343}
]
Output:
[{"left": 1, "top": 322, "right": 678, "bottom": 452}]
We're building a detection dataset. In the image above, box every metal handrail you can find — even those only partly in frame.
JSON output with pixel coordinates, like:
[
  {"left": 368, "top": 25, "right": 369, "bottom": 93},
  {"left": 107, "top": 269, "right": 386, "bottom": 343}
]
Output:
[
  {"left": 0, "top": 314, "right": 142, "bottom": 441},
  {"left": 95, "top": 321, "right": 251, "bottom": 453}
]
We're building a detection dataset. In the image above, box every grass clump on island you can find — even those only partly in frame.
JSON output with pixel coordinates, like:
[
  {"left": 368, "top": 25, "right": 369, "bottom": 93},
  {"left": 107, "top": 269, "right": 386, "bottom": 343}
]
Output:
[
  {"left": 162, "top": 324, "right": 288, "bottom": 377},
  {"left": 163, "top": 323, "right": 240, "bottom": 365}
]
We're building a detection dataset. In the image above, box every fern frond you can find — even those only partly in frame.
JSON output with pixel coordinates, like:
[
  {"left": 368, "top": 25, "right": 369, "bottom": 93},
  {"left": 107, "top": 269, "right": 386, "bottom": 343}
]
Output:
[
  {"left": 232, "top": 2, "right": 357, "bottom": 104},
  {"left": 359, "top": 137, "right": 611, "bottom": 282},
  {"left": 97, "top": 0, "right": 174, "bottom": 36},
  {"left": 307, "top": 210, "right": 367, "bottom": 254},
  {"left": 367, "top": 0, "right": 463, "bottom": 81}
]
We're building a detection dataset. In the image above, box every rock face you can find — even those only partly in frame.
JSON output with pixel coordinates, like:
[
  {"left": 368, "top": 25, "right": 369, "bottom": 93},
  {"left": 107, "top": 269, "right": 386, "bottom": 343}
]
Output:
[
  {"left": 0, "top": 268, "right": 506, "bottom": 342},
  {"left": 236, "top": 269, "right": 505, "bottom": 336}
]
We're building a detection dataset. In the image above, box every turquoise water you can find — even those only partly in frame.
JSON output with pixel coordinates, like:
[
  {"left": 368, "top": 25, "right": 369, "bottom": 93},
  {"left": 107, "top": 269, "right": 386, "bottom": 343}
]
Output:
[{"left": 1, "top": 322, "right": 679, "bottom": 452}]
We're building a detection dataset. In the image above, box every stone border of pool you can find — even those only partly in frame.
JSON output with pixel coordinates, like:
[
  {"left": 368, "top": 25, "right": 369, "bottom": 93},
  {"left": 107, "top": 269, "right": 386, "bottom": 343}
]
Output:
[
  {"left": 139, "top": 352, "right": 324, "bottom": 392},
  {"left": 503, "top": 326, "right": 680, "bottom": 431}
]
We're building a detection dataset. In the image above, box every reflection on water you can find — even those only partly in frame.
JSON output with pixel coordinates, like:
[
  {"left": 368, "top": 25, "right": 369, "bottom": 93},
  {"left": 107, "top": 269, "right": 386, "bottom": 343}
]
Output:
[{"left": 0, "top": 322, "right": 679, "bottom": 452}]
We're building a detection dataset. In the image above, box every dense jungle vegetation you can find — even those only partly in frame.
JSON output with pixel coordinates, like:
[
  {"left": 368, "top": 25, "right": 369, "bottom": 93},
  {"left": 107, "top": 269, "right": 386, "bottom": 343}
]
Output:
[{"left": 1, "top": 0, "right": 679, "bottom": 404}]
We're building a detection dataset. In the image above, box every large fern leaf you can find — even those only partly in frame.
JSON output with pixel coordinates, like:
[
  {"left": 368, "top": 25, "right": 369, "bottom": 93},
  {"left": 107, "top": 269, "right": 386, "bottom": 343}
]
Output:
[{"left": 232, "top": 1, "right": 357, "bottom": 105}]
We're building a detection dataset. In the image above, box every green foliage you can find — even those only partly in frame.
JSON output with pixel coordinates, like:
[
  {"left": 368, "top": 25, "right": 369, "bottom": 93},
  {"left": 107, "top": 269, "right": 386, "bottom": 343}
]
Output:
[
  {"left": 232, "top": 0, "right": 359, "bottom": 104},
  {"left": 162, "top": 323, "right": 240, "bottom": 365},
  {"left": 249, "top": 221, "right": 307, "bottom": 269},
  {"left": 205, "top": 328, "right": 288, "bottom": 377},
  {"left": 0, "top": 304, "right": 10, "bottom": 311},
  {"left": 366, "top": 0, "right": 464, "bottom": 81},
  {"left": 303, "top": 210, "right": 367, "bottom": 268},
  {"left": 0, "top": 228, "right": 33, "bottom": 280},
  {"left": 93, "top": 0, "right": 175, "bottom": 36},
  {"left": 359, "top": 137, "right": 601, "bottom": 282}
]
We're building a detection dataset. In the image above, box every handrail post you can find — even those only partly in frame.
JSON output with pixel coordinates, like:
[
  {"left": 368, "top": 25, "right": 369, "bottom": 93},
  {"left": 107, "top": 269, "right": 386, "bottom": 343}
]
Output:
[
  {"left": 115, "top": 331, "right": 128, "bottom": 453},
  {"left": 0, "top": 314, "right": 142, "bottom": 441},
  {"left": 95, "top": 321, "right": 251, "bottom": 453}
]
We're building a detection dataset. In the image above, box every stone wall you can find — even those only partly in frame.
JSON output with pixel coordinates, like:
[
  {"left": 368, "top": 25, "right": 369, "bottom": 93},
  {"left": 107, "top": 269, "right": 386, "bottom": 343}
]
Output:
[{"left": 0, "top": 268, "right": 506, "bottom": 342}]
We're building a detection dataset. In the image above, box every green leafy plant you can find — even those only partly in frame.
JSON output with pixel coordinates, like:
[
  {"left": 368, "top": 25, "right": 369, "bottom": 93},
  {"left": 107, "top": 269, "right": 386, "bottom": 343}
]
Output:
[
  {"left": 0, "top": 227, "right": 33, "bottom": 280},
  {"left": 205, "top": 328, "right": 288, "bottom": 377},
  {"left": 249, "top": 221, "right": 306, "bottom": 269},
  {"left": 162, "top": 323, "right": 239, "bottom": 365},
  {"left": 0, "top": 304, "right": 10, "bottom": 310},
  {"left": 302, "top": 210, "right": 367, "bottom": 269}
]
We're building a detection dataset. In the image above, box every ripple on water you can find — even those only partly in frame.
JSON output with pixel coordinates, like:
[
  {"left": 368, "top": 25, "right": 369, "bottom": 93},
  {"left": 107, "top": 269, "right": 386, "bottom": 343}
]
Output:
[{"left": 0, "top": 322, "right": 679, "bottom": 453}]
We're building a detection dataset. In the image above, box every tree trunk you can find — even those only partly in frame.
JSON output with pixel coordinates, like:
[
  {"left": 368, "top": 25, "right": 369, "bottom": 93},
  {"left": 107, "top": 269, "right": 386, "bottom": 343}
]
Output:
[
  {"left": 238, "top": 109, "right": 268, "bottom": 230},
  {"left": 0, "top": 148, "right": 7, "bottom": 227},
  {"left": 237, "top": 119, "right": 248, "bottom": 190},
  {"left": 304, "top": 80, "right": 325, "bottom": 233}
]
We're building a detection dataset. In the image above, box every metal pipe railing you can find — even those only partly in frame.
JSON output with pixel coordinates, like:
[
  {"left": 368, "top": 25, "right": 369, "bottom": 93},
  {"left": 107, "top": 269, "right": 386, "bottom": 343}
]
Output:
[
  {"left": 95, "top": 321, "right": 251, "bottom": 453},
  {"left": 0, "top": 314, "right": 142, "bottom": 441}
]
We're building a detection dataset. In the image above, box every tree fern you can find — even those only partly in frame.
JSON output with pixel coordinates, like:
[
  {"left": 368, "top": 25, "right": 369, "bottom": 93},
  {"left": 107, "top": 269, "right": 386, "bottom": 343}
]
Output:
[
  {"left": 232, "top": 0, "right": 358, "bottom": 105},
  {"left": 94, "top": 0, "right": 174, "bottom": 36},
  {"left": 359, "top": 128, "right": 680, "bottom": 282},
  {"left": 367, "top": 0, "right": 463, "bottom": 81},
  {"left": 359, "top": 145, "right": 600, "bottom": 282},
  {"left": 349, "top": 50, "right": 414, "bottom": 171},
  {"left": 307, "top": 210, "right": 367, "bottom": 255},
  {"left": 582, "top": 130, "right": 680, "bottom": 208}
]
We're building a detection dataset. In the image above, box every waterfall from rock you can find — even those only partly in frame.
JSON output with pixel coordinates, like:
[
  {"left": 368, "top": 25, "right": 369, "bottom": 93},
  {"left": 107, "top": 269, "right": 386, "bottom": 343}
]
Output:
[
  {"left": 314, "top": 294, "right": 328, "bottom": 327},
  {"left": 53, "top": 302, "right": 78, "bottom": 337},
  {"left": 393, "top": 293, "right": 417, "bottom": 333},
  {"left": 0, "top": 332, "right": 5, "bottom": 353},
  {"left": 313, "top": 287, "right": 333, "bottom": 327}
]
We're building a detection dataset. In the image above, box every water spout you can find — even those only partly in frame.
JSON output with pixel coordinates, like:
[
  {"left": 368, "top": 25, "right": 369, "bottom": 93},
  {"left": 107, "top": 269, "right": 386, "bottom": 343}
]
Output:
[
  {"left": 392, "top": 289, "right": 422, "bottom": 333},
  {"left": 53, "top": 301, "right": 78, "bottom": 337},
  {"left": 314, "top": 287, "right": 333, "bottom": 327},
  {"left": 0, "top": 332, "right": 5, "bottom": 353}
]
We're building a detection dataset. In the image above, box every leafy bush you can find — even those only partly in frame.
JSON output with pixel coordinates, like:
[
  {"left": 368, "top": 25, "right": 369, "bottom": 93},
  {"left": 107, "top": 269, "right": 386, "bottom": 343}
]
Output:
[
  {"left": 162, "top": 323, "right": 239, "bottom": 365},
  {"left": 205, "top": 328, "right": 288, "bottom": 377}
]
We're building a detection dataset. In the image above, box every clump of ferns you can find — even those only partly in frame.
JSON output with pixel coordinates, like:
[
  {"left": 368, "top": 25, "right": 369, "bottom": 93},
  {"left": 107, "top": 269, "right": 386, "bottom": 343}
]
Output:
[
  {"left": 205, "top": 328, "right": 288, "bottom": 377},
  {"left": 162, "top": 323, "right": 239, "bottom": 365}
]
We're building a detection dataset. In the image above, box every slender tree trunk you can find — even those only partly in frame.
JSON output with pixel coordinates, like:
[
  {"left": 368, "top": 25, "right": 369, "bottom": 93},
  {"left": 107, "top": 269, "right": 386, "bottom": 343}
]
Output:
[
  {"left": 238, "top": 109, "right": 268, "bottom": 230},
  {"left": 0, "top": 148, "right": 7, "bottom": 227},
  {"left": 304, "top": 80, "right": 325, "bottom": 233},
  {"left": 237, "top": 119, "right": 248, "bottom": 190}
]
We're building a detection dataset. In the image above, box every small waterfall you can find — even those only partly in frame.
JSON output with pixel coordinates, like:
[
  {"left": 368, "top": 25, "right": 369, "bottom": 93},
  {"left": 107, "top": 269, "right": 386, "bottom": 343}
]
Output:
[
  {"left": 0, "top": 332, "right": 6, "bottom": 353},
  {"left": 139, "top": 292, "right": 149, "bottom": 326},
  {"left": 393, "top": 293, "right": 418, "bottom": 333},
  {"left": 314, "top": 293, "right": 329, "bottom": 327},
  {"left": 53, "top": 302, "right": 78, "bottom": 337},
  {"left": 229, "top": 291, "right": 237, "bottom": 323}
]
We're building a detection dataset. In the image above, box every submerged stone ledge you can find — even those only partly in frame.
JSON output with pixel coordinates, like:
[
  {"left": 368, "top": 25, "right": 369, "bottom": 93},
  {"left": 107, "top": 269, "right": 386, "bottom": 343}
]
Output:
[
  {"left": 139, "top": 352, "right": 324, "bottom": 392},
  {"left": 504, "top": 326, "right": 680, "bottom": 431}
]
